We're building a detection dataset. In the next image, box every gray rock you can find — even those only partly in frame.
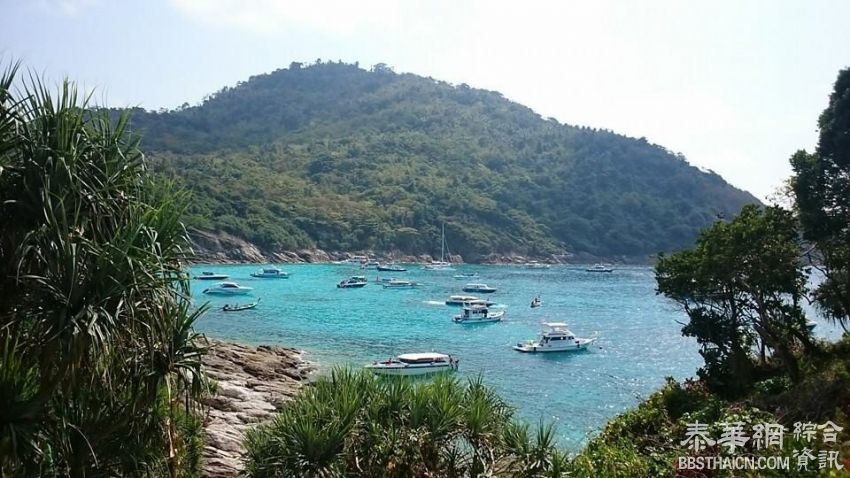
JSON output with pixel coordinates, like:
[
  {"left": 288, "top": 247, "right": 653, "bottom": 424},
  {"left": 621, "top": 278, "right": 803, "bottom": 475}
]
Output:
[{"left": 200, "top": 339, "right": 314, "bottom": 477}]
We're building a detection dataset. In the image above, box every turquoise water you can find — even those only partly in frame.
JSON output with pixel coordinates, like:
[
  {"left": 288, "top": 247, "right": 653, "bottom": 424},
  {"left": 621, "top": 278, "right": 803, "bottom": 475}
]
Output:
[{"left": 191, "top": 264, "right": 844, "bottom": 450}]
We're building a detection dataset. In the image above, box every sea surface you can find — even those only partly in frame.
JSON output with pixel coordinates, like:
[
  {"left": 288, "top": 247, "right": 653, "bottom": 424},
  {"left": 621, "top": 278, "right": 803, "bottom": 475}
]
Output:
[{"left": 190, "top": 263, "right": 844, "bottom": 450}]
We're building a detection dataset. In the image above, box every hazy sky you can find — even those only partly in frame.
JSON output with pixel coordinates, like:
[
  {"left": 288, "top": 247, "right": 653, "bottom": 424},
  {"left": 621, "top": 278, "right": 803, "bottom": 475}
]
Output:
[{"left": 3, "top": 0, "right": 849, "bottom": 199}]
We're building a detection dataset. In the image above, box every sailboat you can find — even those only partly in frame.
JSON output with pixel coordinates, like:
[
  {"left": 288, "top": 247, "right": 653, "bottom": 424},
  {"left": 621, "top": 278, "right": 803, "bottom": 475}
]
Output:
[{"left": 423, "top": 223, "right": 455, "bottom": 271}]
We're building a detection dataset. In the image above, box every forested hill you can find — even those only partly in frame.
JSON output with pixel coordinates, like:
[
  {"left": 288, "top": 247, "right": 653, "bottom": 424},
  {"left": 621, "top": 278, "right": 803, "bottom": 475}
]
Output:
[{"left": 123, "top": 61, "right": 759, "bottom": 261}]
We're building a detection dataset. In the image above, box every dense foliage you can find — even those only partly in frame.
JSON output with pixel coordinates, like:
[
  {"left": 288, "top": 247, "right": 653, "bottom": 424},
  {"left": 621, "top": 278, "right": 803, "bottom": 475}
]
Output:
[
  {"left": 569, "top": 336, "right": 850, "bottom": 478},
  {"left": 118, "top": 61, "right": 758, "bottom": 260},
  {"left": 656, "top": 205, "right": 814, "bottom": 396},
  {"left": 0, "top": 64, "right": 207, "bottom": 476},
  {"left": 244, "top": 369, "right": 569, "bottom": 478},
  {"left": 638, "top": 67, "right": 850, "bottom": 476},
  {"left": 791, "top": 67, "right": 850, "bottom": 330}
]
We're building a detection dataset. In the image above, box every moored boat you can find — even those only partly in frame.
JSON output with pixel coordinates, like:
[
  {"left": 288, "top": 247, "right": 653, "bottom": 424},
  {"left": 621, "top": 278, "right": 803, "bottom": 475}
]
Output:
[
  {"left": 524, "top": 261, "right": 551, "bottom": 269},
  {"left": 203, "top": 281, "right": 253, "bottom": 296},
  {"left": 333, "top": 255, "right": 368, "bottom": 265},
  {"left": 586, "top": 264, "right": 614, "bottom": 273},
  {"left": 423, "top": 224, "right": 455, "bottom": 270},
  {"left": 338, "top": 276, "right": 368, "bottom": 288},
  {"left": 250, "top": 266, "right": 289, "bottom": 278},
  {"left": 513, "top": 322, "right": 596, "bottom": 353},
  {"left": 365, "top": 352, "right": 459, "bottom": 376},
  {"left": 453, "top": 304, "right": 505, "bottom": 324},
  {"left": 453, "top": 272, "right": 478, "bottom": 279},
  {"left": 445, "top": 294, "right": 488, "bottom": 306},
  {"left": 222, "top": 298, "right": 260, "bottom": 311},
  {"left": 382, "top": 279, "right": 420, "bottom": 289},
  {"left": 195, "top": 271, "right": 230, "bottom": 280},
  {"left": 462, "top": 283, "right": 497, "bottom": 294},
  {"left": 377, "top": 263, "right": 407, "bottom": 272},
  {"left": 466, "top": 298, "right": 495, "bottom": 307}
]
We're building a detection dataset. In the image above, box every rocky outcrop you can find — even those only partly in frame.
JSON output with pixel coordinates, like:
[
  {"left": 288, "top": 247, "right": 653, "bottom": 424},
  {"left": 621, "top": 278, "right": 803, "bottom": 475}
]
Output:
[
  {"left": 189, "top": 229, "right": 651, "bottom": 265},
  {"left": 189, "top": 230, "right": 450, "bottom": 265},
  {"left": 191, "top": 230, "right": 269, "bottom": 263},
  {"left": 201, "top": 340, "right": 315, "bottom": 478}
]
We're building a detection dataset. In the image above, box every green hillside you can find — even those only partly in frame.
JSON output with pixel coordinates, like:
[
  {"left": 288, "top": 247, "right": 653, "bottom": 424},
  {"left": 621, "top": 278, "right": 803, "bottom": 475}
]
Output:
[{"left": 123, "top": 61, "right": 758, "bottom": 260}]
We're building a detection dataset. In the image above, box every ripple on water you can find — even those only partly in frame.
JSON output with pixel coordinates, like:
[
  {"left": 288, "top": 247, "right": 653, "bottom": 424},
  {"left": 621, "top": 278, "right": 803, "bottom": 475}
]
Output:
[{"left": 191, "top": 264, "right": 843, "bottom": 450}]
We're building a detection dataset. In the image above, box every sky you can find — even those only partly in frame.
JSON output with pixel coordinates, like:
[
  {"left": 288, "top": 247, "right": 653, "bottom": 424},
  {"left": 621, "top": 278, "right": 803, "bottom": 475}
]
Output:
[{"left": 2, "top": 0, "right": 849, "bottom": 200}]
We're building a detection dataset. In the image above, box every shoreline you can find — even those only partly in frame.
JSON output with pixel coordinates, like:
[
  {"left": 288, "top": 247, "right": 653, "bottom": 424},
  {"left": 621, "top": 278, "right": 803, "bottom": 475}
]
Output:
[
  {"left": 201, "top": 339, "right": 315, "bottom": 478},
  {"left": 189, "top": 250, "right": 655, "bottom": 266},
  {"left": 189, "top": 230, "right": 655, "bottom": 266}
]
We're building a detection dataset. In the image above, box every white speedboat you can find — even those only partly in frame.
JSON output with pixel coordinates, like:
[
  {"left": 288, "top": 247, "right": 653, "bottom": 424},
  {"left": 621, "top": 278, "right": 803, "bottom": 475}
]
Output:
[
  {"left": 365, "top": 353, "right": 458, "bottom": 376},
  {"left": 382, "top": 279, "right": 420, "bottom": 289},
  {"left": 586, "top": 264, "right": 614, "bottom": 273},
  {"left": 250, "top": 267, "right": 289, "bottom": 278},
  {"left": 513, "top": 322, "right": 596, "bottom": 353},
  {"left": 453, "top": 304, "right": 505, "bottom": 324},
  {"left": 462, "top": 283, "right": 497, "bottom": 294},
  {"left": 333, "top": 255, "right": 367, "bottom": 265},
  {"left": 194, "top": 271, "right": 229, "bottom": 280},
  {"left": 338, "top": 276, "right": 368, "bottom": 288},
  {"left": 524, "top": 261, "right": 551, "bottom": 269},
  {"left": 445, "top": 294, "right": 484, "bottom": 306},
  {"left": 361, "top": 259, "right": 381, "bottom": 269},
  {"left": 453, "top": 272, "right": 478, "bottom": 279},
  {"left": 203, "top": 281, "right": 253, "bottom": 296},
  {"left": 466, "top": 298, "right": 495, "bottom": 307}
]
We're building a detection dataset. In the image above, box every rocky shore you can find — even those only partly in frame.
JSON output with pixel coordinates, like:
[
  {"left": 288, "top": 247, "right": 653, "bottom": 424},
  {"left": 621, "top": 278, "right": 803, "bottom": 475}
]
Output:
[
  {"left": 189, "top": 228, "right": 653, "bottom": 265},
  {"left": 201, "top": 340, "right": 315, "bottom": 478},
  {"left": 189, "top": 229, "right": 653, "bottom": 265}
]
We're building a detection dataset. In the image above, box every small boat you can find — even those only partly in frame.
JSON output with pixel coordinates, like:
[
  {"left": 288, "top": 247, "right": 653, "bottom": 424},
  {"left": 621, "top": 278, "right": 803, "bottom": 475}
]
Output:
[
  {"left": 530, "top": 296, "right": 542, "bottom": 308},
  {"left": 377, "top": 263, "right": 407, "bottom": 272},
  {"left": 466, "top": 298, "right": 495, "bottom": 307},
  {"left": 250, "top": 267, "right": 289, "bottom": 278},
  {"left": 806, "top": 320, "right": 817, "bottom": 331},
  {"left": 338, "top": 276, "right": 368, "bottom": 288},
  {"left": 365, "top": 352, "right": 459, "bottom": 376},
  {"left": 453, "top": 304, "right": 505, "bottom": 324},
  {"left": 222, "top": 298, "right": 260, "bottom": 312},
  {"left": 462, "top": 283, "right": 497, "bottom": 294},
  {"left": 203, "top": 281, "right": 253, "bottom": 296},
  {"left": 524, "top": 261, "right": 551, "bottom": 269},
  {"left": 195, "top": 271, "right": 230, "bottom": 280},
  {"left": 382, "top": 279, "right": 420, "bottom": 289},
  {"left": 513, "top": 322, "right": 596, "bottom": 353},
  {"left": 445, "top": 294, "right": 490, "bottom": 306},
  {"left": 586, "top": 264, "right": 614, "bottom": 273},
  {"left": 333, "top": 256, "right": 367, "bottom": 265},
  {"left": 453, "top": 272, "right": 478, "bottom": 279}
]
